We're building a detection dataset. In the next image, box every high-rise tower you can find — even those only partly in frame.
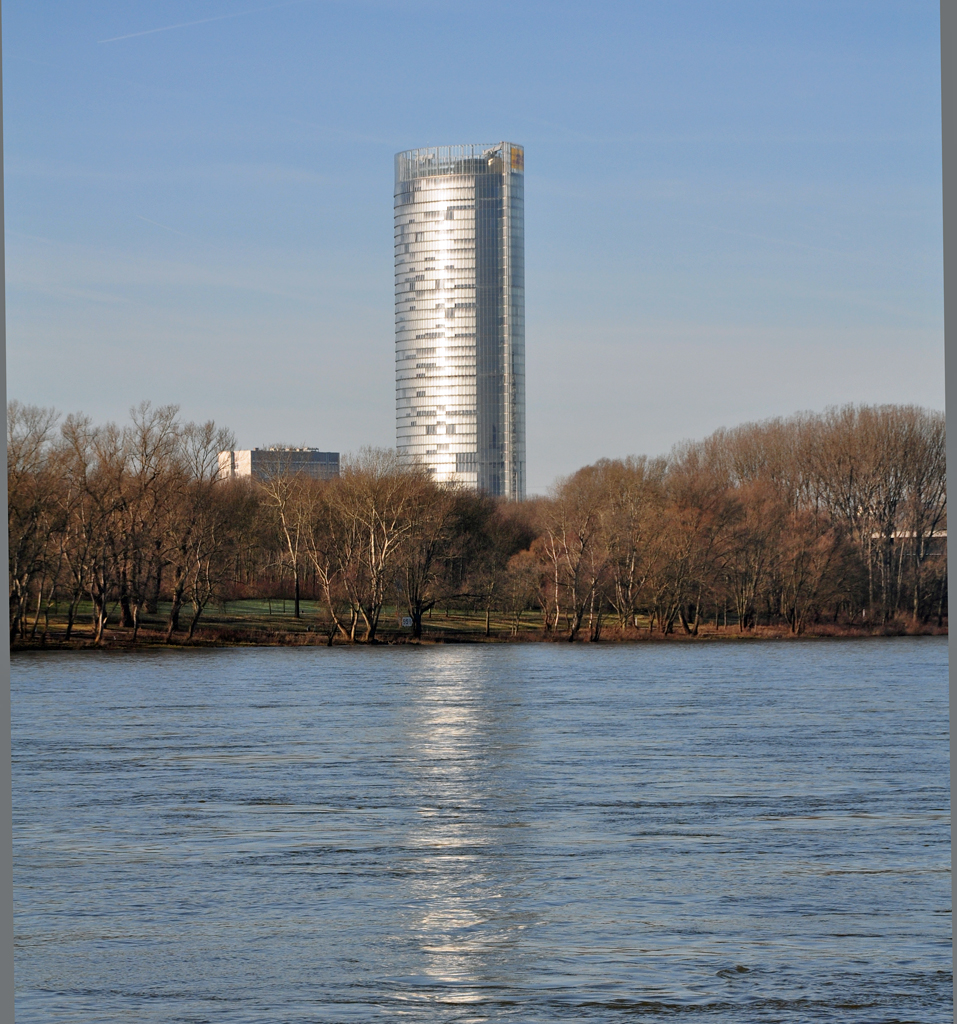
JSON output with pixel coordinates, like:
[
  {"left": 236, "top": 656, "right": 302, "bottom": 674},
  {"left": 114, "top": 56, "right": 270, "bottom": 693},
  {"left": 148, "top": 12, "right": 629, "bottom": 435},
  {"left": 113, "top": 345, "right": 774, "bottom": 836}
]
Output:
[{"left": 394, "top": 142, "right": 525, "bottom": 499}]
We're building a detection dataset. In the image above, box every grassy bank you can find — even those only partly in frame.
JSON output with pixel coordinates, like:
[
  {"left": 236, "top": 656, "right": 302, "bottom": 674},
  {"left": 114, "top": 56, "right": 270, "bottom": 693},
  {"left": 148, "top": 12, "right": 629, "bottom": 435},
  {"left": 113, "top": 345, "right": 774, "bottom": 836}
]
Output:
[{"left": 9, "top": 598, "right": 947, "bottom": 649}]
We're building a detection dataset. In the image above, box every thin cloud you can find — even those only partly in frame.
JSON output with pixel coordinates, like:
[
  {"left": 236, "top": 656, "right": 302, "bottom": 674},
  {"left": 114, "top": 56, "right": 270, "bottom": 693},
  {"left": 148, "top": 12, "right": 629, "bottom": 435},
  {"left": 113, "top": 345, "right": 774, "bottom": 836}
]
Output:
[
  {"left": 137, "top": 216, "right": 191, "bottom": 238},
  {"left": 98, "top": 1, "right": 311, "bottom": 44}
]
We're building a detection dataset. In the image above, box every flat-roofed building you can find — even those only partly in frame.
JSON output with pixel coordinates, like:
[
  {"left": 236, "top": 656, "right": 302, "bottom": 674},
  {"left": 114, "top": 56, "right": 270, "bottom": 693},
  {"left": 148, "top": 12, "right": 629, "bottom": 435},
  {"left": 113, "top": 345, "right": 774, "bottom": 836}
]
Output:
[{"left": 217, "top": 448, "right": 340, "bottom": 482}]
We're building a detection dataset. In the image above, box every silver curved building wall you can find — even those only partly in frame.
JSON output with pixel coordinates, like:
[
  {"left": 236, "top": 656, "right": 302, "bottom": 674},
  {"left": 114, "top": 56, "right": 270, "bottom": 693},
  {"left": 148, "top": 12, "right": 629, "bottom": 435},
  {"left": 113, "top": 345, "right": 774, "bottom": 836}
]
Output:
[{"left": 394, "top": 142, "right": 525, "bottom": 499}]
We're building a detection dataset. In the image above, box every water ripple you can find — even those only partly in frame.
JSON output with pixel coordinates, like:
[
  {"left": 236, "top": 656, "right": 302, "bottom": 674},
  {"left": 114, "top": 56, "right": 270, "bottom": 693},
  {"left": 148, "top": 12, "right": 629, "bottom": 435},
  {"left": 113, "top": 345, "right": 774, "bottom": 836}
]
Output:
[{"left": 13, "top": 637, "right": 951, "bottom": 1022}]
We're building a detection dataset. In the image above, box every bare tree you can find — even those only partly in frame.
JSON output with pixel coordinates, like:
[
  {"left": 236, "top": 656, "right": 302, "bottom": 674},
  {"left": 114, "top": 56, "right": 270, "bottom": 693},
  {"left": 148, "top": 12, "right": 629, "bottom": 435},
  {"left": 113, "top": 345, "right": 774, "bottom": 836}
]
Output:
[
  {"left": 113, "top": 403, "right": 181, "bottom": 638},
  {"left": 162, "top": 420, "right": 239, "bottom": 642},
  {"left": 327, "top": 448, "right": 421, "bottom": 642},
  {"left": 721, "top": 481, "right": 784, "bottom": 631},
  {"left": 7, "top": 403, "right": 61, "bottom": 640},
  {"left": 400, "top": 481, "right": 469, "bottom": 639},
  {"left": 597, "top": 457, "right": 667, "bottom": 633},
  {"left": 257, "top": 456, "right": 312, "bottom": 619},
  {"left": 649, "top": 451, "right": 735, "bottom": 635},
  {"left": 540, "top": 465, "right": 613, "bottom": 641}
]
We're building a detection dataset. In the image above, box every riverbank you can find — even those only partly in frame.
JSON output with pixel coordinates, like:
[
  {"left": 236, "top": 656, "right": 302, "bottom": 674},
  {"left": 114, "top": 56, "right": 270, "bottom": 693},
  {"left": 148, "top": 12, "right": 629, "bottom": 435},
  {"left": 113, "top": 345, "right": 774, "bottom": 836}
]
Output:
[{"left": 10, "top": 598, "right": 947, "bottom": 649}]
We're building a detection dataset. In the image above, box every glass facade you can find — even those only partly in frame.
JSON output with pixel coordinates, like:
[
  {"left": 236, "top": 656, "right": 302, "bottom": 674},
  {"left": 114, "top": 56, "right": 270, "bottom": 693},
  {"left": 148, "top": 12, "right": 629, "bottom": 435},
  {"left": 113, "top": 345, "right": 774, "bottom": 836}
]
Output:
[{"left": 395, "top": 142, "right": 525, "bottom": 499}]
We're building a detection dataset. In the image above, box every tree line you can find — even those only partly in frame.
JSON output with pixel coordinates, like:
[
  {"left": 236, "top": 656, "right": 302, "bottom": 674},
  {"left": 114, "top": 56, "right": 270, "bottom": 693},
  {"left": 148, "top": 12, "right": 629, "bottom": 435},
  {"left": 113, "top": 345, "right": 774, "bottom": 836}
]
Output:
[{"left": 8, "top": 401, "right": 946, "bottom": 644}]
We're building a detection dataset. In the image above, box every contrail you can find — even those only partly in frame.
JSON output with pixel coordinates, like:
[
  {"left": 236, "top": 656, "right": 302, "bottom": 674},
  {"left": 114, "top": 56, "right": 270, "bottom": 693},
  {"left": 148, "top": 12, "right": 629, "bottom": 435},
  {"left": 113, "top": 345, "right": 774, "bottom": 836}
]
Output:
[
  {"left": 99, "top": 1, "right": 309, "bottom": 44},
  {"left": 137, "top": 216, "right": 190, "bottom": 237}
]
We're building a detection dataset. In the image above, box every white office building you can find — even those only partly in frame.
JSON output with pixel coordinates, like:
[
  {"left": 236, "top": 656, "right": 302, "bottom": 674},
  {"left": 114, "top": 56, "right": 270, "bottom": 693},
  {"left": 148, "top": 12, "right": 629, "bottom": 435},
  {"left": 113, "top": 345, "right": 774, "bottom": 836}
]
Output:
[
  {"left": 217, "top": 448, "right": 339, "bottom": 482},
  {"left": 394, "top": 142, "right": 526, "bottom": 499}
]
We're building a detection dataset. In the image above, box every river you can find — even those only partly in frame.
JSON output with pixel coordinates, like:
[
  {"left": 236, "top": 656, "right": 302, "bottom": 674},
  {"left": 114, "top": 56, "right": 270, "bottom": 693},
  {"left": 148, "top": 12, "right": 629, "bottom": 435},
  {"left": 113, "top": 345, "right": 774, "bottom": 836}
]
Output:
[{"left": 12, "top": 638, "right": 951, "bottom": 1022}]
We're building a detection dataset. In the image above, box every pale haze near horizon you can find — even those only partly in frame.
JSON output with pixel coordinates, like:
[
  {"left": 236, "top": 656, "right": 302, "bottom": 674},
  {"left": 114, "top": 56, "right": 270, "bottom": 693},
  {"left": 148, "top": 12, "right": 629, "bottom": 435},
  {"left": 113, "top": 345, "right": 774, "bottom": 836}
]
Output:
[{"left": 5, "top": 0, "right": 943, "bottom": 495}]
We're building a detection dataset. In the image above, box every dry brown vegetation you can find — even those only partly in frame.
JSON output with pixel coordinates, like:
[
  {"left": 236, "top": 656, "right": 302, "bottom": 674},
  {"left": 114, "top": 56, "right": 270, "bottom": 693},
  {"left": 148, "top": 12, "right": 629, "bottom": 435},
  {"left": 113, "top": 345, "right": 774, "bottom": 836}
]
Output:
[{"left": 8, "top": 402, "right": 946, "bottom": 647}]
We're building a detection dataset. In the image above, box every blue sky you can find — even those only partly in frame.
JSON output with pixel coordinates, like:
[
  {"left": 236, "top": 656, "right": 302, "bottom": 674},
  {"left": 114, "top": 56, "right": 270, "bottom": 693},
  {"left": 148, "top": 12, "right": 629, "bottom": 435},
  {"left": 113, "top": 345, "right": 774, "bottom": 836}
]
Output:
[{"left": 5, "top": 0, "right": 943, "bottom": 493}]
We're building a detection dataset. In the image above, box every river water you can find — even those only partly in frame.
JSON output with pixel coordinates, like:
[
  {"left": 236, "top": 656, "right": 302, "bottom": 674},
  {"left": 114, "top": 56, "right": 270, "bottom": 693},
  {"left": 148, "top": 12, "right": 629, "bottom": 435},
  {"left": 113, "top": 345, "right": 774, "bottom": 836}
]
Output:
[{"left": 12, "top": 638, "right": 951, "bottom": 1022}]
